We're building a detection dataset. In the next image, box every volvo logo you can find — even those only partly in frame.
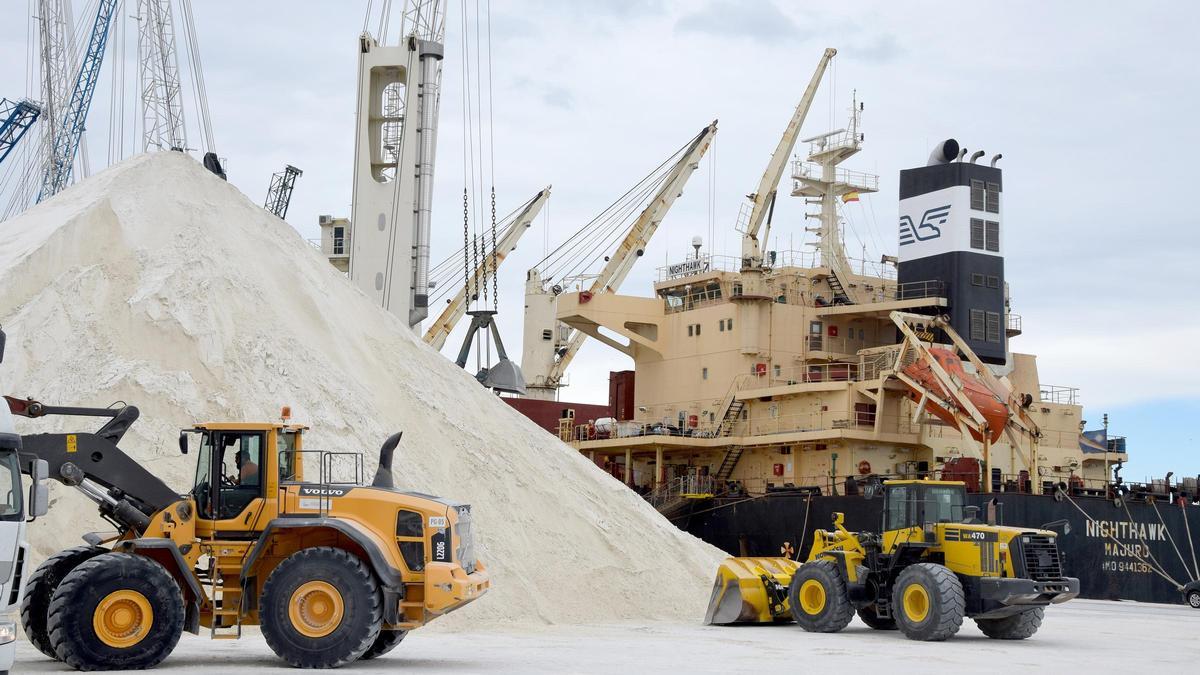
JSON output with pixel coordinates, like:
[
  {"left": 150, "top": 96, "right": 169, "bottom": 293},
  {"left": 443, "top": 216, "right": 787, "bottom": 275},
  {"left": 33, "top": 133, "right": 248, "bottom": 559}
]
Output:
[{"left": 899, "top": 205, "right": 951, "bottom": 245}]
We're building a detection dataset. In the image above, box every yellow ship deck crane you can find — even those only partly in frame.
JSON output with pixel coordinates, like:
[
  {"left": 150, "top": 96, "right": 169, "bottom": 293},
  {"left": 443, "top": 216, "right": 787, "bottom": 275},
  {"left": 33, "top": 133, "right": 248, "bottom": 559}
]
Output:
[
  {"left": 423, "top": 187, "right": 550, "bottom": 351},
  {"left": 522, "top": 121, "right": 718, "bottom": 400}
]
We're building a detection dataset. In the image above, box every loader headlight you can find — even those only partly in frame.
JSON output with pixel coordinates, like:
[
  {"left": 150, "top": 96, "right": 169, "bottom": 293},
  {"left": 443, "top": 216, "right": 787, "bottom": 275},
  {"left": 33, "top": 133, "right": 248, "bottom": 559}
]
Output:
[{"left": 0, "top": 620, "right": 15, "bottom": 645}]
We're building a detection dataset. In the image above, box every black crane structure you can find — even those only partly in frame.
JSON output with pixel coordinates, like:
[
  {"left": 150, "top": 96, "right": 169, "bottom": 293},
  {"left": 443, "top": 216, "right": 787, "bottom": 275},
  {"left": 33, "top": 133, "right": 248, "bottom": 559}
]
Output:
[{"left": 264, "top": 164, "right": 302, "bottom": 219}]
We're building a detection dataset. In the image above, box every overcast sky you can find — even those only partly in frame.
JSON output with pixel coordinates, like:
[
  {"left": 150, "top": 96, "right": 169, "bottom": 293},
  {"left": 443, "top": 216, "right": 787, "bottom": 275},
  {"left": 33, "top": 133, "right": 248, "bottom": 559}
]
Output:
[{"left": 1, "top": 1, "right": 1197, "bottom": 478}]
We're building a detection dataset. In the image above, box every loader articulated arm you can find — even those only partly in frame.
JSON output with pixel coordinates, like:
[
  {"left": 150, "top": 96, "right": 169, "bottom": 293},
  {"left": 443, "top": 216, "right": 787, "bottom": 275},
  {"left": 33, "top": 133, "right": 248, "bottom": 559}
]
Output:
[{"left": 5, "top": 396, "right": 181, "bottom": 534}]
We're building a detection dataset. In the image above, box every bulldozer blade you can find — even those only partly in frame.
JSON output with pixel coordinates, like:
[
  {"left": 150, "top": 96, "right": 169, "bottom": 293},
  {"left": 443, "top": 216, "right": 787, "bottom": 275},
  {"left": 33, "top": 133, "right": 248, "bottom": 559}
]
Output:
[{"left": 703, "top": 557, "right": 800, "bottom": 625}]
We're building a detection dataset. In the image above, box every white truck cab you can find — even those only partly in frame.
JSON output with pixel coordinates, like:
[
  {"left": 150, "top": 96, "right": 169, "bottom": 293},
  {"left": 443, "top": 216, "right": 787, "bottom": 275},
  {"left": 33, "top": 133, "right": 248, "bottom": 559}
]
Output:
[{"left": 0, "top": 327, "right": 49, "bottom": 674}]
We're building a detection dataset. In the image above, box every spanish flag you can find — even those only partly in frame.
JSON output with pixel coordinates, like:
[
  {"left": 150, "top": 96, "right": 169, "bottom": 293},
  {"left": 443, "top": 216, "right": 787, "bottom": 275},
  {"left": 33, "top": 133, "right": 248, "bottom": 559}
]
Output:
[{"left": 842, "top": 192, "right": 860, "bottom": 203}]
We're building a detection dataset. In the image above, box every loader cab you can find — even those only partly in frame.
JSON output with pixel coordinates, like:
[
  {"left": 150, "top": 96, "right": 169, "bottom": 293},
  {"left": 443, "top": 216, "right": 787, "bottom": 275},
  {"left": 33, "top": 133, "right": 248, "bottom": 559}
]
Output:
[
  {"left": 882, "top": 480, "right": 967, "bottom": 551},
  {"left": 182, "top": 419, "right": 307, "bottom": 533}
]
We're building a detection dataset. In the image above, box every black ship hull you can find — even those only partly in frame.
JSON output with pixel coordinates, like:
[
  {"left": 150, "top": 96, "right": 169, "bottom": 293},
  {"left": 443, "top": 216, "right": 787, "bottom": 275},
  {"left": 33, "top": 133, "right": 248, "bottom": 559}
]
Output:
[{"left": 681, "top": 491, "right": 1200, "bottom": 605}]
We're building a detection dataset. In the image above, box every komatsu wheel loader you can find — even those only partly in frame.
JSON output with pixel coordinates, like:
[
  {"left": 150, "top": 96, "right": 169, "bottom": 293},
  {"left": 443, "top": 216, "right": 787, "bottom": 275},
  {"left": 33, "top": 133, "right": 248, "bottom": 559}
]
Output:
[
  {"left": 705, "top": 479, "right": 1079, "bottom": 641},
  {"left": 7, "top": 397, "right": 489, "bottom": 670}
]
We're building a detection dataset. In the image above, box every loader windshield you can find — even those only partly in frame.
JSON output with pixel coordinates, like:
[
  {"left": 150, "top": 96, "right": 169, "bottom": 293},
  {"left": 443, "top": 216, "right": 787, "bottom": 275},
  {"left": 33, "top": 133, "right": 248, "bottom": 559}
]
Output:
[{"left": 925, "top": 486, "right": 965, "bottom": 523}]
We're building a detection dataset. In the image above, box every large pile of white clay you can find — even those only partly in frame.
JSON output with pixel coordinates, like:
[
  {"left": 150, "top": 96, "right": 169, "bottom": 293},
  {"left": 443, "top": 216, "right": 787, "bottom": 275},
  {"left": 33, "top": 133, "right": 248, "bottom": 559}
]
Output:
[{"left": 0, "top": 152, "right": 723, "bottom": 626}]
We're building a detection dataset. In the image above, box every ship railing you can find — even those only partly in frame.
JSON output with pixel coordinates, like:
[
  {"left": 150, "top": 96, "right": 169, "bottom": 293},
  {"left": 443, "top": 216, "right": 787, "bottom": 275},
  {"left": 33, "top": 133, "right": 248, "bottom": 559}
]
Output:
[
  {"left": 647, "top": 475, "right": 721, "bottom": 508},
  {"left": 306, "top": 236, "right": 350, "bottom": 256},
  {"left": 740, "top": 362, "right": 864, "bottom": 390},
  {"left": 727, "top": 411, "right": 922, "bottom": 438},
  {"left": 791, "top": 159, "right": 880, "bottom": 192},
  {"left": 1039, "top": 385, "right": 1079, "bottom": 406},
  {"left": 1006, "top": 313, "right": 1023, "bottom": 334},
  {"left": 654, "top": 250, "right": 899, "bottom": 283}
]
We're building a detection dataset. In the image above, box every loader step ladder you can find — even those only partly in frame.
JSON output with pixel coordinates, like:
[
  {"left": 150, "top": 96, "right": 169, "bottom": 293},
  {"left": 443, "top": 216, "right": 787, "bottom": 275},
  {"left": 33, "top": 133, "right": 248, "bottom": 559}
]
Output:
[{"left": 208, "top": 562, "right": 243, "bottom": 640}]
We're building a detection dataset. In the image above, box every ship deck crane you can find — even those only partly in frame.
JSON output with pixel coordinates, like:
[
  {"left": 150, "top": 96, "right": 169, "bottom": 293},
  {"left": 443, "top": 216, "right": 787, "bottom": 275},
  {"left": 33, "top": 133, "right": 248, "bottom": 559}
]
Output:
[
  {"left": 38, "top": 0, "right": 119, "bottom": 202},
  {"left": 424, "top": 187, "right": 550, "bottom": 351},
  {"left": 522, "top": 121, "right": 718, "bottom": 399},
  {"left": 739, "top": 47, "right": 836, "bottom": 271}
]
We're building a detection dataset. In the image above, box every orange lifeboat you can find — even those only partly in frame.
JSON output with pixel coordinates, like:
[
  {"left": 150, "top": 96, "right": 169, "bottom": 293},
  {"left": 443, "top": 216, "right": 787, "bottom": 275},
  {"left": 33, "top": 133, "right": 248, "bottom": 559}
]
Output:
[{"left": 901, "top": 347, "right": 1008, "bottom": 444}]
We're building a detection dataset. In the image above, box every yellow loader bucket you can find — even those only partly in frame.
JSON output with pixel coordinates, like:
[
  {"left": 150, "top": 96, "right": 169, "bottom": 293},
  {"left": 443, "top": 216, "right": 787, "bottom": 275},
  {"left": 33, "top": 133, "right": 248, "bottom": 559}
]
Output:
[{"left": 703, "top": 557, "right": 800, "bottom": 625}]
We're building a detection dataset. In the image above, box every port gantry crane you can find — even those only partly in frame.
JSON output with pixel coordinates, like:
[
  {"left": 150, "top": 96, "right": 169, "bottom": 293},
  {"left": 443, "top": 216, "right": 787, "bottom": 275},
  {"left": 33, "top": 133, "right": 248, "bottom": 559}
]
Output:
[
  {"left": 521, "top": 122, "right": 718, "bottom": 400},
  {"left": 0, "top": 99, "right": 42, "bottom": 167},
  {"left": 38, "top": 0, "right": 119, "bottom": 202},
  {"left": 423, "top": 187, "right": 551, "bottom": 351}
]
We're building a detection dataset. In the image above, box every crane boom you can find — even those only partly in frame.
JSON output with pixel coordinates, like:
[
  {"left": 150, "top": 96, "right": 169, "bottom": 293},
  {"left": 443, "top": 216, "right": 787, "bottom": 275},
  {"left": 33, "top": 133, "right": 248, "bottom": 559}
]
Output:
[
  {"left": 741, "top": 47, "right": 836, "bottom": 265},
  {"left": 546, "top": 120, "right": 717, "bottom": 385},
  {"left": 0, "top": 99, "right": 41, "bottom": 167},
  {"left": 424, "top": 187, "right": 550, "bottom": 350},
  {"left": 38, "top": 0, "right": 119, "bottom": 202}
]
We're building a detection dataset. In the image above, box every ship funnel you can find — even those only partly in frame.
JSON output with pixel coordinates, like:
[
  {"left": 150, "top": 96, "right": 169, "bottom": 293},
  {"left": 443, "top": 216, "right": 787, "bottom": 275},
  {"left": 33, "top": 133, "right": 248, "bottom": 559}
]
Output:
[
  {"left": 969, "top": 150, "right": 985, "bottom": 164},
  {"left": 957, "top": 148, "right": 968, "bottom": 161},
  {"left": 927, "top": 139, "right": 960, "bottom": 166},
  {"left": 990, "top": 153, "right": 1003, "bottom": 167}
]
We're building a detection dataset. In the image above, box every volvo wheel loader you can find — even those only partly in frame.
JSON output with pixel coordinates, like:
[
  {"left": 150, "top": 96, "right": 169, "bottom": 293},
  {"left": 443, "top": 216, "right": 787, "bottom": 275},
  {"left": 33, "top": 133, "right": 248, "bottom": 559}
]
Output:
[
  {"left": 6, "top": 396, "right": 489, "bottom": 670},
  {"left": 705, "top": 479, "right": 1079, "bottom": 641}
]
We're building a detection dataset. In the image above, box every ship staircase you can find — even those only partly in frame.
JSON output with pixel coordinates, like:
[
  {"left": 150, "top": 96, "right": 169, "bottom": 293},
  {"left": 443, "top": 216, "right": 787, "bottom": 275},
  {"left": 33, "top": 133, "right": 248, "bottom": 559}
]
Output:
[{"left": 825, "top": 268, "right": 851, "bottom": 304}]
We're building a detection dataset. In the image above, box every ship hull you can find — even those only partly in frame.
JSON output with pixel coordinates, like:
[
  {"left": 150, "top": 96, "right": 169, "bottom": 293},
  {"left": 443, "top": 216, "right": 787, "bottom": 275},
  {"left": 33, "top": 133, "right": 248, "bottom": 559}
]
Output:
[{"left": 682, "top": 492, "right": 1200, "bottom": 605}]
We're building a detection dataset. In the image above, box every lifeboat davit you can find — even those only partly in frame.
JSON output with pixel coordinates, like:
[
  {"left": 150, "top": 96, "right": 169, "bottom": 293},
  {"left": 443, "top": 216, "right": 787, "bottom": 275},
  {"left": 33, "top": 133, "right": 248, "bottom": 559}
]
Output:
[{"left": 901, "top": 348, "right": 1008, "bottom": 444}]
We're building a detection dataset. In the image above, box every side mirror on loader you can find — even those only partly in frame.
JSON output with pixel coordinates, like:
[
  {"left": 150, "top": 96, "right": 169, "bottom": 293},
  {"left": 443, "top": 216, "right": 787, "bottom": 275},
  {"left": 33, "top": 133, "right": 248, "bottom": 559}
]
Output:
[
  {"left": 0, "top": 326, "right": 6, "bottom": 363},
  {"left": 29, "top": 458, "right": 49, "bottom": 519},
  {"left": 178, "top": 431, "right": 188, "bottom": 454}
]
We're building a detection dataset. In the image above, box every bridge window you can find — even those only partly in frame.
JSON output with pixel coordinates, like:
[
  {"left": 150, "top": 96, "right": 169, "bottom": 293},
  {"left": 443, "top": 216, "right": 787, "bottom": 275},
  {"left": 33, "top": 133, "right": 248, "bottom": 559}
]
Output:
[{"left": 702, "top": 367, "right": 709, "bottom": 380}]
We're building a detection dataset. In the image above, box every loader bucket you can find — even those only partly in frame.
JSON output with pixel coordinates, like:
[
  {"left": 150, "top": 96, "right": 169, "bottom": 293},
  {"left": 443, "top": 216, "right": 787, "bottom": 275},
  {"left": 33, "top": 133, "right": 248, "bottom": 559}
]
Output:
[{"left": 703, "top": 557, "right": 801, "bottom": 625}]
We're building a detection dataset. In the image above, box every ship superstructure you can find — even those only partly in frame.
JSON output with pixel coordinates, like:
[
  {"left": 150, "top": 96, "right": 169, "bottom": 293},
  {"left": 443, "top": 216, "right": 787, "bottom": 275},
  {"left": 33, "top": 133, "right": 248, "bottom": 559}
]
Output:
[{"left": 553, "top": 60, "right": 1127, "bottom": 513}]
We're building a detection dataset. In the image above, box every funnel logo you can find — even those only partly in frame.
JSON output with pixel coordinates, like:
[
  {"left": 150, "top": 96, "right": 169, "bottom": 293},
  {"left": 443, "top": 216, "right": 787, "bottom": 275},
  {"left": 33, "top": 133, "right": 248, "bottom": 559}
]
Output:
[{"left": 899, "top": 205, "right": 951, "bottom": 245}]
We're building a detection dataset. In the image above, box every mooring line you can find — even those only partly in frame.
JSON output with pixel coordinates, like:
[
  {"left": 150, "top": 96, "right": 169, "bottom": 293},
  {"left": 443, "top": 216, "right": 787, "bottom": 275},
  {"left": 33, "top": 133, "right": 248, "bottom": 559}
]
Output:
[
  {"left": 1151, "top": 499, "right": 1196, "bottom": 583},
  {"left": 1058, "top": 490, "right": 1182, "bottom": 590}
]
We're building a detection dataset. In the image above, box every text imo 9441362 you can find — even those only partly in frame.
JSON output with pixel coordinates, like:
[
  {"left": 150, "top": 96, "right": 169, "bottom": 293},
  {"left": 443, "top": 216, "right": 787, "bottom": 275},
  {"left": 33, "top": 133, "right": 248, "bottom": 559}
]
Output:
[{"left": 7, "top": 395, "right": 489, "bottom": 670}]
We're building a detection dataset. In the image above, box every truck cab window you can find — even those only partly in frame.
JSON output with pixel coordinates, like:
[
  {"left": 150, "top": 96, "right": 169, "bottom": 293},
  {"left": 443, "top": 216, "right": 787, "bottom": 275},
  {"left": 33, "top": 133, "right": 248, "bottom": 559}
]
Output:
[
  {"left": 192, "top": 431, "right": 264, "bottom": 520},
  {"left": 0, "top": 452, "right": 21, "bottom": 519}
]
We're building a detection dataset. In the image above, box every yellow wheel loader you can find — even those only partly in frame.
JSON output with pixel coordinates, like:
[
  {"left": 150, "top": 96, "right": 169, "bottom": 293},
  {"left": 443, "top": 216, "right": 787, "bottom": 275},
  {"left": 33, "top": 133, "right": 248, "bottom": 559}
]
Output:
[
  {"left": 705, "top": 479, "right": 1078, "bottom": 641},
  {"left": 7, "top": 397, "right": 489, "bottom": 670}
]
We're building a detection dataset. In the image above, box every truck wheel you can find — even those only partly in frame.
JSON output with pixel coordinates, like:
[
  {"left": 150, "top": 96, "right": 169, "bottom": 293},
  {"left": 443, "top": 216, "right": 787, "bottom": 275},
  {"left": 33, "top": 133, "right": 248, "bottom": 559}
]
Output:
[
  {"left": 975, "top": 607, "right": 1044, "bottom": 639},
  {"left": 787, "top": 560, "right": 853, "bottom": 633},
  {"left": 260, "top": 547, "right": 382, "bottom": 668},
  {"left": 1188, "top": 590, "right": 1200, "bottom": 609},
  {"left": 21, "top": 545, "right": 107, "bottom": 660},
  {"left": 891, "top": 563, "right": 965, "bottom": 641},
  {"left": 47, "top": 552, "right": 185, "bottom": 670},
  {"left": 360, "top": 629, "right": 408, "bottom": 660},
  {"left": 856, "top": 605, "right": 896, "bottom": 630}
]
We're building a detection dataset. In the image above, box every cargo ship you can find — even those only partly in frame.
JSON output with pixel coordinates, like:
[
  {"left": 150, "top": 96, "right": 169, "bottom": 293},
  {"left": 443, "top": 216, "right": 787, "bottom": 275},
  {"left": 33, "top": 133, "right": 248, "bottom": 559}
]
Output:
[{"left": 504, "top": 51, "right": 1200, "bottom": 606}]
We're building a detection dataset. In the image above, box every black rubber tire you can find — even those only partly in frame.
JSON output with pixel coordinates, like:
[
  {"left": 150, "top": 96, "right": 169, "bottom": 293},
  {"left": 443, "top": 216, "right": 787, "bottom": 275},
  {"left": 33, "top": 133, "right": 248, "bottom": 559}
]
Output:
[
  {"left": 856, "top": 605, "right": 897, "bottom": 630},
  {"left": 47, "top": 552, "right": 185, "bottom": 671},
  {"left": 260, "top": 547, "right": 383, "bottom": 668},
  {"left": 21, "top": 545, "right": 108, "bottom": 661},
  {"left": 360, "top": 629, "right": 408, "bottom": 660},
  {"left": 975, "top": 607, "right": 1044, "bottom": 639},
  {"left": 787, "top": 559, "right": 853, "bottom": 633},
  {"left": 1186, "top": 590, "right": 1200, "bottom": 609},
  {"left": 891, "top": 563, "right": 965, "bottom": 641}
]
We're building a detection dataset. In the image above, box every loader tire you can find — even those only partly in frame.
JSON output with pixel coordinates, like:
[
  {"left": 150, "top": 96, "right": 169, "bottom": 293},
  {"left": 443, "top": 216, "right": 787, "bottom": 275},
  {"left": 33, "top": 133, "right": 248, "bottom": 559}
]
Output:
[
  {"left": 892, "top": 563, "right": 965, "bottom": 641},
  {"left": 788, "top": 560, "right": 853, "bottom": 633},
  {"left": 975, "top": 607, "right": 1044, "bottom": 639},
  {"left": 47, "top": 552, "right": 185, "bottom": 670},
  {"left": 360, "top": 629, "right": 408, "bottom": 660},
  {"left": 261, "top": 547, "right": 382, "bottom": 668},
  {"left": 21, "top": 545, "right": 108, "bottom": 660},
  {"left": 856, "top": 605, "right": 897, "bottom": 630}
]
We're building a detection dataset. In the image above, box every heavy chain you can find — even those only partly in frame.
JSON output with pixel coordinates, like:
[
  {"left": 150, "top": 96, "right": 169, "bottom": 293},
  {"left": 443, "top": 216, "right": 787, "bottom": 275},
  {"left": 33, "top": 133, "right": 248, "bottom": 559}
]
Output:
[
  {"left": 490, "top": 186, "right": 498, "bottom": 310},
  {"left": 462, "top": 189, "right": 471, "bottom": 304}
]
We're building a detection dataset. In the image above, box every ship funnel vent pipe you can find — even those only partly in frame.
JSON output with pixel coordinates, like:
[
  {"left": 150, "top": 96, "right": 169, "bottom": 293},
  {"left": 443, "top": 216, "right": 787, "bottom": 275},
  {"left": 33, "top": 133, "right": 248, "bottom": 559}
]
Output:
[
  {"left": 957, "top": 148, "right": 968, "bottom": 161},
  {"left": 927, "top": 138, "right": 960, "bottom": 166},
  {"left": 970, "top": 150, "right": 986, "bottom": 164},
  {"left": 990, "top": 153, "right": 1003, "bottom": 167}
]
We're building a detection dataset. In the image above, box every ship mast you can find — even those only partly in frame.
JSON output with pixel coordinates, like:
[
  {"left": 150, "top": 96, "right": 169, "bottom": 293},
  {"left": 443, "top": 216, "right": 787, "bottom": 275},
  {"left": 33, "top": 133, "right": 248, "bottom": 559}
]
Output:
[{"left": 791, "top": 90, "right": 878, "bottom": 304}]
